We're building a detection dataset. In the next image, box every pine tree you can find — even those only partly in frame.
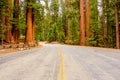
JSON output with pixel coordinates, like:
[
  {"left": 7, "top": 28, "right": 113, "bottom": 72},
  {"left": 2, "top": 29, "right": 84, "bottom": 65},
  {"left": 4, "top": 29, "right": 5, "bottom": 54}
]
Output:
[{"left": 12, "top": 0, "right": 20, "bottom": 44}]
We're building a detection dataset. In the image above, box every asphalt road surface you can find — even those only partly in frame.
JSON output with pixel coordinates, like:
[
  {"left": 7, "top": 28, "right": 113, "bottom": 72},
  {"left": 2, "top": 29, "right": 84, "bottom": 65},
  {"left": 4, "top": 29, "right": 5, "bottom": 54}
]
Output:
[{"left": 0, "top": 43, "right": 120, "bottom": 80}]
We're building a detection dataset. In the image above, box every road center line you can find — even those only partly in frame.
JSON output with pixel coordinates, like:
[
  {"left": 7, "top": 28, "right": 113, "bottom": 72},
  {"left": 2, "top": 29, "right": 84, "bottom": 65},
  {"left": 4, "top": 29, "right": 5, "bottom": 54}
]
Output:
[{"left": 57, "top": 49, "right": 67, "bottom": 80}]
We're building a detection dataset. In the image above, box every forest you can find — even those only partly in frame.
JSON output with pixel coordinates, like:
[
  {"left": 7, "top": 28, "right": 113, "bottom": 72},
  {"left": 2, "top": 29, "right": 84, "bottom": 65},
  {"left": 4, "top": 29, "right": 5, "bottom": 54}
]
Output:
[{"left": 0, "top": 0, "right": 120, "bottom": 48}]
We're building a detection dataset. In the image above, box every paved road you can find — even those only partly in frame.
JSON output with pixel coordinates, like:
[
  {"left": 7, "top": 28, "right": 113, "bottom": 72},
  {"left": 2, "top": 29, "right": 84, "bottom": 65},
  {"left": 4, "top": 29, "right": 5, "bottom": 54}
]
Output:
[{"left": 0, "top": 43, "right": 120, "bottom": 80}]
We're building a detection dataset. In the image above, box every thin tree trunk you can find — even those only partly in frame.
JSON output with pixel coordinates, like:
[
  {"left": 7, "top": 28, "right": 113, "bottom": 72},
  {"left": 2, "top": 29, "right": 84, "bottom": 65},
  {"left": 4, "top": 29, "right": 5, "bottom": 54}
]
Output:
[
  {"left": 85, "top": 0, "right": 90, "bottom": 46},
  {"left": 5, "top": 0, "right": 14, "bottom": 44},
  {"left": 115, "top": 0, "right": 119, "bottom": 49},
  {"left": 65, "top": 19, "right": 69, "bottom": 43},
  {"left": 12, "top": 0, "right": 20, "bottom": 44},
  {"left": 102, "top": 0, "right": 107, "bottom": 47},
  {"left": 80, "top": 0, "right": 85, "bottom": 46},
  {"left": 64, "top": 0, "right": 69, "bottom": 43}
]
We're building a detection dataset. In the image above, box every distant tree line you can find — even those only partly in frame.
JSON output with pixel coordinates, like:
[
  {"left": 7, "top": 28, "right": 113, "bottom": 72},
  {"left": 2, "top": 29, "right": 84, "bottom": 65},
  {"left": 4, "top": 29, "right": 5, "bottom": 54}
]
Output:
[{"left": 0, "top": 0, "right": 120, "bottom": 48}]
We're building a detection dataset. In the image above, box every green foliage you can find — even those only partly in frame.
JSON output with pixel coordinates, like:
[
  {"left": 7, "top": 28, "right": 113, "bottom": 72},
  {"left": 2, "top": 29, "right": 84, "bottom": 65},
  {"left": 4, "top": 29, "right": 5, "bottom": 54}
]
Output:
[
  {"left": 89, "top": 0, "right": 104, "bottom": 47},
  {"left": 89, "top": 26, "right": 104, "bottom": 47},
  {"left": 0, "top": 0, "right": 7, "bottom": 42},
  {"left": 103, "top": 0, "right": 119, "bottom": 48},
  {"left": 0, "top": 25, "right": 6, "bottom": 41},
  {"left": 19, "top": 0, "right": 26, "bottom": 36},
  {"left": 35, "top": 0, "right": 66, "bottom": 43},
  {"left": 47, "top": 23, "right": 57, "bottom": 42},
  {"left": 56, "top": 17, "right": 65, "bottom": 42},
  {"left": 66, "top": 0, "right": 80, "bottom": 44}
]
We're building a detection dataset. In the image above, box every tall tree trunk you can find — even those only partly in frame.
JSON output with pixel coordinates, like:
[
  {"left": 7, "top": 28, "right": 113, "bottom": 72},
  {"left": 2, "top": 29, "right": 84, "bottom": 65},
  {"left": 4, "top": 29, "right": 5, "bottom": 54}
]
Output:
[
  {"left": 65, "top": 18, "right": 69, "bottom": 43},
  {"left": 85, "top": 0, "right": 90, "bottom": 46},
  {"left": 102, "top": 0, "right": 107, "bottom": 47},
  {"left": 25, "top": 0, "right": 35, "bottom": 45},
  {"left": 80, "top": 0, "right": 85, "bottom": 46},
  {"left": 115, "top": 0, "right": 119, "bottom": 49},
  {"left": 64, "top": 0, "right": 69, "bottom": 43},
  {"left": 12, "top": 0, "right": 20, "bottom": 44},
  {"left": 5, "top": 0, "right": 14, "bottom": 43},
  {"left": 32, "top": 1, "right": 35, "bottom": 43}
]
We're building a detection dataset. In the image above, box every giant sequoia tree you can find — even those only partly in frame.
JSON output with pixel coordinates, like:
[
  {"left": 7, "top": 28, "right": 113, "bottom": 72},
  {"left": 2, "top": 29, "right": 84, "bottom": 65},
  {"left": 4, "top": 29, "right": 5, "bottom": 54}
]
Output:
[{"left": 25, "top": 0, "right": 35, "bottom": 45}]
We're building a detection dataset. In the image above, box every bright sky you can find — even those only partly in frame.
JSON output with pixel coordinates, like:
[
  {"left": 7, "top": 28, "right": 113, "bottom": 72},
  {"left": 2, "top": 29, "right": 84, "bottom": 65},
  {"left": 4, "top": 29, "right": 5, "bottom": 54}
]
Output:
[{"left": 40, "top": 0, "right": 45, "bottom": 6}]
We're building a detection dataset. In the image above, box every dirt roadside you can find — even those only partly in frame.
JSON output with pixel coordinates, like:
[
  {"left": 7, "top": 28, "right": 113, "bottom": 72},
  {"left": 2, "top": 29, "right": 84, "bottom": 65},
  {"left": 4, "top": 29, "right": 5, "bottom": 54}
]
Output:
[{"left": 0, "top": 45, "right": 42, "bottom": 55}]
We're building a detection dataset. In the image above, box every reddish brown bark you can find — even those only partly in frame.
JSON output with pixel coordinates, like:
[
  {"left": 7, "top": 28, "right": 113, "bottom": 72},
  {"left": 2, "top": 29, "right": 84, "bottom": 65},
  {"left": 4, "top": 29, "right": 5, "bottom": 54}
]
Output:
[
  {"left": 12, "top": 0, "right": 20, "bottom": 44},
  {"left": 80, "top": 0, "right": 85, "bottom": 46},
  {"left": 25, "top": 7, "right": 33, "bottom": 44},
  {"left": 5, "top": 0, "right": 14, "bottom": 43},
  {"left": 25, "top": 0, "right": 35, "bottom": 45},
  {"left": 85, "top": 0, "right": 90, "bottom": 46},
  {"left": 102, "top": 0, "right": 107, "bottom": 47},
  {"left": 32, "top": 8, "right": 35, "bottom": 43},
  {"left": 115, "top": 0, "right": 119, "bottom": 49}
]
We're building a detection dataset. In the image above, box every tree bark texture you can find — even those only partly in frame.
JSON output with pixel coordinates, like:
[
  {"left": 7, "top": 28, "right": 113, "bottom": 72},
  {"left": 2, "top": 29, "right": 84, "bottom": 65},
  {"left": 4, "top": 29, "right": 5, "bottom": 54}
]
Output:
[
  {"left": 85, "top": 0, "right": 90, "bottom": 46},
  {"left": 115, "top": 0, "right": 119, "bottom": 49},
  {"left": 25, "top": 0, "right": 35, "bottom": 45},
  {"left": 32, "top": 4, "right": 35, "bottom": 43},
  {"left": 80, "top": 0, "right": 85, "bottom": 46}
]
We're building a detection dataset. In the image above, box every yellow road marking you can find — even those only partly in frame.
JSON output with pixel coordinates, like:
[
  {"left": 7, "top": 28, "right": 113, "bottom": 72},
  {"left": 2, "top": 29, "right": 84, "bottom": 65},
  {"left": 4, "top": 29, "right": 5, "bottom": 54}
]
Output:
[{"left": 57, "top": 49, "right": 67, "bottom": 80}]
